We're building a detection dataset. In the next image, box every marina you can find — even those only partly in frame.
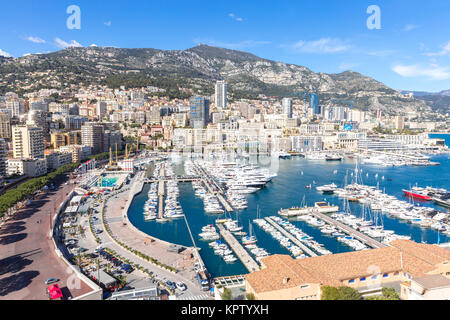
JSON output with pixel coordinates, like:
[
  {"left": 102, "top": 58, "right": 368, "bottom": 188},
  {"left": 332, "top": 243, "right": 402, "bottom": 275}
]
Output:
[{"left": 127, "top": 139, "right": 450, "bottom": 278}]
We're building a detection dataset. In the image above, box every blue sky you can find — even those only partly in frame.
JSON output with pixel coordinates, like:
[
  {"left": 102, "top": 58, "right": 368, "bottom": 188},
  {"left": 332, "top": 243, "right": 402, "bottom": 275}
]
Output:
[{"left": 1, "top": 0, "right": 449, "bottom": 92}]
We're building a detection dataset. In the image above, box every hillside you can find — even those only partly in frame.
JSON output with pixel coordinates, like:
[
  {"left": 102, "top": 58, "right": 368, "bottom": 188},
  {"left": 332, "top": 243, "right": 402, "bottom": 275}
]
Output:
[{"left": 0, "top": 45, "right": 431, "bottom": 115}]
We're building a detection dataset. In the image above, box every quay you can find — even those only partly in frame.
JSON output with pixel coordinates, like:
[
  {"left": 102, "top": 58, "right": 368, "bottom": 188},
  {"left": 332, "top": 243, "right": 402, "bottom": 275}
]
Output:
[
  {"left": 309, "top": 210, "right": 387, "bottom": 249},
  {"left": 216, "top": 224, "right": 259, "bottom": 272},
  {"left": 264, "top": 217, "right": 318, "bottom": 257}
]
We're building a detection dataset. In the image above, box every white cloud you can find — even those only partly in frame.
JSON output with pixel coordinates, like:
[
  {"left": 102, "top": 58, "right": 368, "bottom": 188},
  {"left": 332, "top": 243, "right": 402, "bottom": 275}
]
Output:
[
  {"left": 229, "top": 13, "right": 244, "bottom": 22},
  {"left": 290, "top": 38, "right": 352, "bottom": 54},
  {"left": 55, "top": 37, "right": 83, "bottom": 49},
  {"left": 403, "top": 24, "right": 419, "bottom": 32},
  {"left": 423, "top": 41, "right": 450, "bottom": 57},
  {"left": 27, "top": 36, "right": 46, "bottom": 44},
  {"left": 392, "top": 64, "right": 450, "bottom": 80},
  {"left": 104, "top": 21, "right": 112, "bottom": 27},
  {"left": 0, "top": 49, "right": 12, "bottom": 57}
]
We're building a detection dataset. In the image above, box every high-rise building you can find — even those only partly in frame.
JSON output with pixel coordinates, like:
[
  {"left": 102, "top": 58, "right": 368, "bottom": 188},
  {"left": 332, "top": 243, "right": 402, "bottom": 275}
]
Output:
[
  {"left": 189, "top": 97, "right": 210, "bottom": 128},
  {"left": 215, "top": 80, "right": 227, "bottom": 110},
  {"left": 12, "top": 125, "right": 45, "bottom": 159},
  {"left": 0, "top": 112, "right": 11, "bottom": 140},
  {"left": 395, "top": 115, "right": 405, "bottom": 130},
  {"left": 282, "top": 98, "right": 293, "bottom": 118},
  {"left": 81, "top": 123, "right": 105, "bottom": 155},
  {"left": 0, "top": 139, "right": 7, "bottom": 180},
  {"left": 96, "top": 101, "right": 107, "bottom": 119}
]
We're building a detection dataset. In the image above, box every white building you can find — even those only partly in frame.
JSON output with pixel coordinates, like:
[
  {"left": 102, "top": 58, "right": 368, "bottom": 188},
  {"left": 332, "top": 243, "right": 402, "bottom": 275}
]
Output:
[
  {"left": 215, "top": 80, "right": 227, "bottom": 110},
  {"left": 12, "top": 125, "right": 45, "bottom": 159},
  {"left": 8, "top": 158, "right": 47, "bottom": 177}
]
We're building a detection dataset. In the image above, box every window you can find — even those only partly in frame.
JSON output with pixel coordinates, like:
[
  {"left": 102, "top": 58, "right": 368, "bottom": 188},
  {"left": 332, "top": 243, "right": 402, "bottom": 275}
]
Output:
[
  {"left": 372, "top": 275, "right": 378, "bottom": 280},
  {"left": 360, "top": 277, "right": 366, "bottom": 281},
  {"left": 383, "top": 274, "right": 389, "bottom": 278},
  {"left": 349, "top": 279, "right": 355, "bottom": 284}
]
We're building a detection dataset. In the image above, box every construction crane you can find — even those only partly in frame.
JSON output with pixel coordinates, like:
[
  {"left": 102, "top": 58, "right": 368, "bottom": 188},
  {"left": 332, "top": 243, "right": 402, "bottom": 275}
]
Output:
[{"left": 286, "top": 93, "right": 319, "bottom": 117}]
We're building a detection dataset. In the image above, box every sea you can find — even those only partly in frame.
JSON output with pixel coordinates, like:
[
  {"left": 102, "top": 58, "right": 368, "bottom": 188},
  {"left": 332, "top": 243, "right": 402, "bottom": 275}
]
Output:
[{"left": 128, "top": 134, "right": 450, "bottom": 278}]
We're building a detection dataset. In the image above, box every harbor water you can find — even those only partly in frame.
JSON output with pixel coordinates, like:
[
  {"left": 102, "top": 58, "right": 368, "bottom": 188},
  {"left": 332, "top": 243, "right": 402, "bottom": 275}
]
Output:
[{"left": 128, "top": 135, "right": 450, "bottom": 278}]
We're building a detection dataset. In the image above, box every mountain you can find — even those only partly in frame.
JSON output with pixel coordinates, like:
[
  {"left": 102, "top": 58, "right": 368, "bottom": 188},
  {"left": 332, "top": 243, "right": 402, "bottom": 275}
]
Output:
[
  {"left": 400, "top": 90, "right": 450, "bottom": 114},
  {"left": 0, "top": 45, "right": 431, "bottom": 115}
]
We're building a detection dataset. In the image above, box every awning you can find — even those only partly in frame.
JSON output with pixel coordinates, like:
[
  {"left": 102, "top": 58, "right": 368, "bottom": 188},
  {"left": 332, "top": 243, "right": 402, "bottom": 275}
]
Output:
[{"left": 48, "top": 284, "right": 63, "bottom": 300}]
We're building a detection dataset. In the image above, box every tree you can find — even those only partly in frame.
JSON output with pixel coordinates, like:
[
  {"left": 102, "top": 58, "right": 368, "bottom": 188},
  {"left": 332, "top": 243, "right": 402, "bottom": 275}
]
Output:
[
  {"left": 321, "top": 286, "right": 362, "bottom": 300},
  {"left": 246, "top": 293, "right": 256, "bottom": 300},
  {"left": 365, "top": 288, "right": 400, "bottom": 300},
  {"left": 221, "top": 288, "right": 233, "bottom": 300}
]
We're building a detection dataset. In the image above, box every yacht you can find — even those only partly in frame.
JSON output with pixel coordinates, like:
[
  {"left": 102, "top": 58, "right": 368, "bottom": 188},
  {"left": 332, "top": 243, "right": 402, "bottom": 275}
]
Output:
[{"left": 316, "top": 183, "right": 338, "bottom": 194}]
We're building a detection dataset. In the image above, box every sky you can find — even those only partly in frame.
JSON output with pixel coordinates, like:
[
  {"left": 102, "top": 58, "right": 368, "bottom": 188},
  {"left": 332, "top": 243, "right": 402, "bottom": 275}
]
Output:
[{"left": 0, "top": 0, "right": 449, "bottom": 92}]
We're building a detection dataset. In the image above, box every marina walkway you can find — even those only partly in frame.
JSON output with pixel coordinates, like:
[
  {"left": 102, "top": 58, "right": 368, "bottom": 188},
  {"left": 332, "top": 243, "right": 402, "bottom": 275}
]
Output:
[
  {"left": 157, "top": 164, "right": 165, "bottom": 219},
  {"left": 192, "top": 163, "right": 234, "bottom": 212},
  {"left": 264, "top": 217, "right": 318, "bottom": 257},
  {"left": 310, "top": 210, "right": 387, "bottom": 249},
  {"left": 216, "top": 224, "right": 259, "bottom": 272}
]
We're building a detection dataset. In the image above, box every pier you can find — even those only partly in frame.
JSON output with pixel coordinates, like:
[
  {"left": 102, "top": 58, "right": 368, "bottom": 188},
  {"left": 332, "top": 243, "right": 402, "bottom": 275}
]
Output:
[
  {"left": 309, "top": 210, "right": 387, "bottom": 249},
  {"left": 192, "top": 162, "right": 234, "bottom": 212},
  {"left": 264, "top": 217, "right": 318, "bottom": 257},
  {"left": 216, "top": 224, "right": 259, "bottom": 272},
  {"left": 157, "top": 164, "right": 166, "bottom": 219}
]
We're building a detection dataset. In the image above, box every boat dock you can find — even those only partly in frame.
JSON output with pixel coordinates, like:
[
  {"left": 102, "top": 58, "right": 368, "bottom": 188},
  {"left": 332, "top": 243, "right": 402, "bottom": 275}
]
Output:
[
  {"left": 157, "top": 164, "right": 165, "bottom": 219},
  {"left": 264, "top": 217, "right": 318, "bottom": 257},
  {"left": 309, "top": 210, "right": 387, "bottom": 249},
  {"left": 192, "top": 162, "right": 234, "bottom": 212},
  {"left": 216, "top": 224, "right": 259, "bottom": 272}
]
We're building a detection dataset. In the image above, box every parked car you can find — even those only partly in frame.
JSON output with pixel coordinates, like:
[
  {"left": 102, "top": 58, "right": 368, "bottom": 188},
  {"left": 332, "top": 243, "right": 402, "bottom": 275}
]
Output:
[
  {"left": 45, "top": 278, "right": 59, "bottom": 285},
  {"left": 176, "top": 282, "right": 187, "bottom": 291}
]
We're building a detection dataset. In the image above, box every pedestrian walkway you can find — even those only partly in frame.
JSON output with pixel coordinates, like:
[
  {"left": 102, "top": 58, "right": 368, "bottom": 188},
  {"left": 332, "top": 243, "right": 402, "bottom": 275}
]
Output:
[{"left": 177, "top": 293, "right": 213, "bottom": 300}]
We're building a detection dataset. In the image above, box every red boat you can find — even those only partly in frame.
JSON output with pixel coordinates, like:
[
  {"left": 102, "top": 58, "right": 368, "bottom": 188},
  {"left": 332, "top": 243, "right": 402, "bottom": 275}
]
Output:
[{"left": 402, "top": 189, "right": 432, "bottom": 201}]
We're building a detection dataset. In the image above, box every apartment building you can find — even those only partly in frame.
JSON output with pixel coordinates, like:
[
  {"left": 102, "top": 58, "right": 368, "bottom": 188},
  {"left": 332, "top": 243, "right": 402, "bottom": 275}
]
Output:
[
  {"left": 12, "top": 125, "right": 45, "bottom": 159},
  {"left": 81, "top": 123, "right": 105, "bottom": 155},
  {"left": 7, "top": 158, "right": 47, "bottom": 178},
  {"left": 0, "top": 112, "right": 11, "bottom": 140}
]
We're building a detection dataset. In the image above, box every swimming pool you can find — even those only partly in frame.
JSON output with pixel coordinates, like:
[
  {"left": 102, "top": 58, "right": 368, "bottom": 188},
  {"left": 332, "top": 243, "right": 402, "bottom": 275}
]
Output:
[{"left": 96, "top": 177, "right": 119, "bottom": 187}]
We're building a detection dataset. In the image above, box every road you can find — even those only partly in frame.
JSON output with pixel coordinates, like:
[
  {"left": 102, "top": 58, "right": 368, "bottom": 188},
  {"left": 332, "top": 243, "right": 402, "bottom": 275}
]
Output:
[{"left": 0, "top": 181, "right": 93, "bottom": 300}]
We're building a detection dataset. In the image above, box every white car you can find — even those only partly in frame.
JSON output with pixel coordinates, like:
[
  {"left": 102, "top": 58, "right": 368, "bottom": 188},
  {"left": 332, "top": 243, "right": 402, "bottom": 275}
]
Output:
[{"left": 176, "top": 282, "right": 187, "bottom": 291}]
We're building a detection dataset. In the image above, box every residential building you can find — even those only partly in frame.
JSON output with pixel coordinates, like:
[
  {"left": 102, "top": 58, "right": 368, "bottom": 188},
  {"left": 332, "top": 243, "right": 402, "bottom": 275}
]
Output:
[
  {"left": 12, "top": 125, "right": 45, "bottom": 159},
  {"left": 46, "top": 152, "right": 73, "bottom": 170},
  {"left": 189, "top": 97, "right": 210, "bottom": 128},
  {"left": 282, "top": 98, "right": 293, "bottom": 119},
  {"left": 245, "top": 240, "right": 450, "bottom": 300},
  {"left": 401, "top": 274, "right": 450, "bottom": 300},
  {"left": 7, "top": 158, "right": 47, "bottom": 178},
  {"left": 81, "top": 123, "right": 105, "bottom": 155},
  {"left": 96, "top": 101, "right": 107, "bottom": 119},
  {"left": 0, "top": 112, "right": 11, "bottom": 140},
  {"left": 215, "top": 80, "right": 227, "bottom": 110},
  {"left": 0, "top": 139, "right": 7, "bottom": 180}
]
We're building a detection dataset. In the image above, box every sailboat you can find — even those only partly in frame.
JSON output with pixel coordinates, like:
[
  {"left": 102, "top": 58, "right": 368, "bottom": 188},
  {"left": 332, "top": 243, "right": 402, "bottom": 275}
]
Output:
[{"left": 242, "top": 220, "right": 257, "bottom": 245}]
